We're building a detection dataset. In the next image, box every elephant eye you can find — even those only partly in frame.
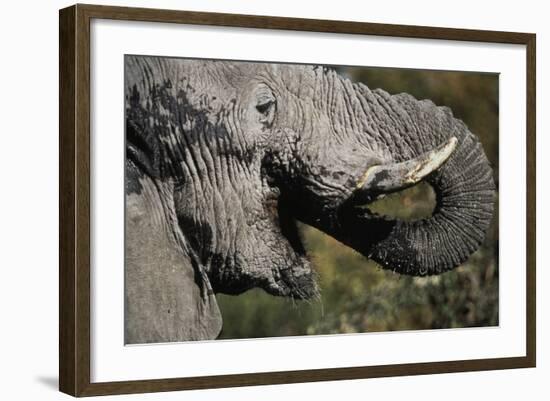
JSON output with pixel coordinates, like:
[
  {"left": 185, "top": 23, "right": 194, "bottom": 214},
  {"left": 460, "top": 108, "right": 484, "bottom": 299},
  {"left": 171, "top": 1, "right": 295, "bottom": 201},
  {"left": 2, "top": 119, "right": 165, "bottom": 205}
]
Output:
[
  {"left": 254, "top": 84, "right": 277, "bottom": 126},
  {"left": 256, "top": 98, "right": 275, "bottom": 115}
]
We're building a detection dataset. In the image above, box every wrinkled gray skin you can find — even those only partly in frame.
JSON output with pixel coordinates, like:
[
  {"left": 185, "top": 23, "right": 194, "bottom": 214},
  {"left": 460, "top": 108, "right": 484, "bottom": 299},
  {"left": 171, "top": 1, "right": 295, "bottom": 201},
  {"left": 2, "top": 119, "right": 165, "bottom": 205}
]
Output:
[{"left": 124, "top": 56, "right": 495, "bottom": 344}]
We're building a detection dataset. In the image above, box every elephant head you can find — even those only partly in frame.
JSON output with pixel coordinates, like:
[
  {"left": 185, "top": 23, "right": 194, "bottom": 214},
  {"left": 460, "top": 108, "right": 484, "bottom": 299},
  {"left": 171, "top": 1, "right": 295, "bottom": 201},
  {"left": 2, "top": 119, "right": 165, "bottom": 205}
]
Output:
[{"left": 124, "top": 56, "right": 495, "bottom": 343}]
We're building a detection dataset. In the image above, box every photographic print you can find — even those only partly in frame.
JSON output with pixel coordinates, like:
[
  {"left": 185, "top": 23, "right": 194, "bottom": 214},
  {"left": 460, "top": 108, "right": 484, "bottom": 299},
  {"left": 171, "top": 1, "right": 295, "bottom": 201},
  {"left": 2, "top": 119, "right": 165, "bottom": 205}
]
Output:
[
  {"left": 59, "top": 6, "right": 535, "bottom": 395},
  {"left": 124, "top": 55, "right": 498, "bottom": 345}
]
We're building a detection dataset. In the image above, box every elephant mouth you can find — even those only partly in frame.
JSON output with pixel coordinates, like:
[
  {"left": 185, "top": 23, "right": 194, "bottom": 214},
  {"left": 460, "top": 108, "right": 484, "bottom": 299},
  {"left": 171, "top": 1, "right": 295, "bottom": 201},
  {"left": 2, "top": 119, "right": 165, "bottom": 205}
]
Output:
[
  {"left": 277, "top": 196, "right": 307, "bottom": 256},
  {"left": 269, "top": 197, "right": 319, "bottom": 299}
]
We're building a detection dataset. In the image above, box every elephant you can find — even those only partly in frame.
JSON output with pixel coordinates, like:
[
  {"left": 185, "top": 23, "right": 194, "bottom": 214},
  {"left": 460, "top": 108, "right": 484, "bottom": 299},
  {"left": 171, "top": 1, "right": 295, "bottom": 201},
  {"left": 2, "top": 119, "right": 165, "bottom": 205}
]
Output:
[{"left": 124, "top": 56, "right": 495, "bottom": 344}]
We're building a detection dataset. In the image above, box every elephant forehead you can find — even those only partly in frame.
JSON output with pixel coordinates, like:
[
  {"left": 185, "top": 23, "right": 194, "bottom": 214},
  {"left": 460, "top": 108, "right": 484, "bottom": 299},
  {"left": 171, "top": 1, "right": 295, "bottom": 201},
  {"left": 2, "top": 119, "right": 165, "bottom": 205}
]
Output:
[{"left": 214, "top": 61, "right": 318, "bottom": 98}]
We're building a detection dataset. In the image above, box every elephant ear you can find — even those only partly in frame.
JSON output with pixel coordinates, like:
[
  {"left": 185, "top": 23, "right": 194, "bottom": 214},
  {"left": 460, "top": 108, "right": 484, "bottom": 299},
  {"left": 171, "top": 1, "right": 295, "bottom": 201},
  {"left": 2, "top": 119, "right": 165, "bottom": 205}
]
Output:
[{"left": 124, "top": 167, "right": 222, "bottom": 344}]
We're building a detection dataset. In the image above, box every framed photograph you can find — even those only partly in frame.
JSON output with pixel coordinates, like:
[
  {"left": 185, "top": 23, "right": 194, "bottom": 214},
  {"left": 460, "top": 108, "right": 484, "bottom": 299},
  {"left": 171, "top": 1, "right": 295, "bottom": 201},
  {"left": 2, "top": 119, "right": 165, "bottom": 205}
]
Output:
[{"left": 59, "top": 4, "right": 536, "bottom": 397}]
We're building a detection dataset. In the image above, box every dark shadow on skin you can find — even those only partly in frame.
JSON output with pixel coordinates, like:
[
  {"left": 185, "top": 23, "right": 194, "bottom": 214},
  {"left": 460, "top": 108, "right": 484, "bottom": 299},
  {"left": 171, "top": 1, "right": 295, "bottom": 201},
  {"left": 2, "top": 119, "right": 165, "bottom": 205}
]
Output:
[{"left": 35, "top": 376, "right": 58, "bottom": 391}]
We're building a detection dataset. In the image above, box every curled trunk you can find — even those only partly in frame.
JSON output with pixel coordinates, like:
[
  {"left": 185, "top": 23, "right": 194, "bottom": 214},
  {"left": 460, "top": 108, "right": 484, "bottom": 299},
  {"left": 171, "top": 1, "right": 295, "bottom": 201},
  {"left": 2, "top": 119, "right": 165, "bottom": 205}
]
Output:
[{"left": 338, "top": 89, "right": 495, "bottom": 276}]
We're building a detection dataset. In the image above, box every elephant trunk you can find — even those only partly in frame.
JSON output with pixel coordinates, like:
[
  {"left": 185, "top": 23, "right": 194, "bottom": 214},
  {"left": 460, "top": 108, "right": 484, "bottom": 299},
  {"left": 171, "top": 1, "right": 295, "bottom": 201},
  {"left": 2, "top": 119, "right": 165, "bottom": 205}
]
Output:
[{"left": 339, "top": 90, "right": 495, "bottom": 276}]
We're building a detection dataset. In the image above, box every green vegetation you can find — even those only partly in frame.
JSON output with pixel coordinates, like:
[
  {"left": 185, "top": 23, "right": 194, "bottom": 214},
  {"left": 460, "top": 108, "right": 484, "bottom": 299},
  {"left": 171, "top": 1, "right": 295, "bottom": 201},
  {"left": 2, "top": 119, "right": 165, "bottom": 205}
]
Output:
[{"left": 217, "top": 66, "right": 499, "bottom": 339}]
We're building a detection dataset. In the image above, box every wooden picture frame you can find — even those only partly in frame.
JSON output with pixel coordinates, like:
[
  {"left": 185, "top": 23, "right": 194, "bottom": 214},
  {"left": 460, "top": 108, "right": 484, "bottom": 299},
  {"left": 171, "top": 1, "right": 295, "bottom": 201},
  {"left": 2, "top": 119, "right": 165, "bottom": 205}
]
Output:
[{"left": 59, "top": 3, "right": 536, "bottom": 397}]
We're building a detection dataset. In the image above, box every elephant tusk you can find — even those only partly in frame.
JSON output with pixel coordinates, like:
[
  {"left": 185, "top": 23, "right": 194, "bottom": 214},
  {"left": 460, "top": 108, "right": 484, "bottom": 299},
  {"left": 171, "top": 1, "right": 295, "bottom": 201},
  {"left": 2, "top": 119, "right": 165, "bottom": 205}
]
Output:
[{"left": 355, "top": 136, "right": 458, "bottom": 193}]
